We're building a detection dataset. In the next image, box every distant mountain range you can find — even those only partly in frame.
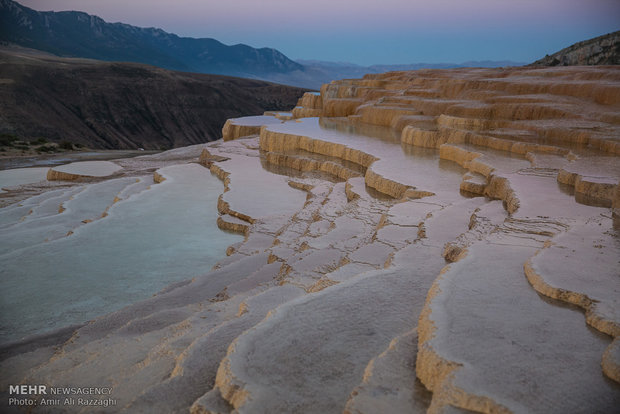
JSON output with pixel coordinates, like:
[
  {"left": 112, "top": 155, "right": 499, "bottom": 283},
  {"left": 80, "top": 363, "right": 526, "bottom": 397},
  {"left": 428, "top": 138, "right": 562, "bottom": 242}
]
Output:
[
  {"left": 0, "top": 0, "right": 525, "bottom": 88},
  {"left": 2, "top": 0, "right": 616, "bottom": 91},
  {"left": 262, "top": 59, "right": 527, "bottom": 88},
  {"left": 0, "top": 0, "right": 303, "bottom": 78},
  {"left": 530, "top": 30, "right": 619, "bottom": 66}
]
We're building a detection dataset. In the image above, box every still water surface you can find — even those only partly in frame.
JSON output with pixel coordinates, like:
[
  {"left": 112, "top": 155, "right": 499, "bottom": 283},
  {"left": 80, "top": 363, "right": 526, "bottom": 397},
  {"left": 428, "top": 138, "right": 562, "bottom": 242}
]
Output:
[{"left": 0, "top": 163, "right": 242, "bottom": 343}]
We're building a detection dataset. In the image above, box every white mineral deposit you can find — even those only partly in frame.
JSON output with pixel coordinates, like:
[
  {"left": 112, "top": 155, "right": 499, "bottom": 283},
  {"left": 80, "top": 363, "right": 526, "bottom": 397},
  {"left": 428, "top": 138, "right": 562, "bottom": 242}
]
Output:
[{"left": 1, "top": 67, "right": 619, "bottom": 414}]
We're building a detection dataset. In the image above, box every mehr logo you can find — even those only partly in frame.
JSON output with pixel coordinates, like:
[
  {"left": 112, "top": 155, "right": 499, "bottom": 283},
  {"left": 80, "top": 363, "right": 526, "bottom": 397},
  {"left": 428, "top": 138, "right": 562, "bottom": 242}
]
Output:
[{"left": 9, "top": 385, "right": 47, "bottom": 395}]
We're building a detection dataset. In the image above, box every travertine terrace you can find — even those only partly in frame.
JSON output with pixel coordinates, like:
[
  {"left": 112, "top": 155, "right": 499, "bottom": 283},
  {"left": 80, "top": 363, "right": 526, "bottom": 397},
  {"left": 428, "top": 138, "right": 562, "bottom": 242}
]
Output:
[
  {"left": 46, "top": 161, "right": 123, "bottom": 181},
  {"left": 1, "top": 66, "right": 620, "bottom": 413}
]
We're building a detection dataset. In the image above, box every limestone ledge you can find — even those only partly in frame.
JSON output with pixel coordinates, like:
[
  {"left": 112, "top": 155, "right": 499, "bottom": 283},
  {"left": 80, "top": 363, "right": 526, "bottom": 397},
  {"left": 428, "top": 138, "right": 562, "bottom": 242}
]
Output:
[
  {"left": 217, "top": 214, "right": 250, "bottom": 236},
  {"left": 401, "top": 122, "right": 577, "bottom": 159},
  {"left": 603, "top": 339, "right": 620, "bottom": 383},
  {"left": 526, "top": 253, "right": 620, "bottom": 383},
  {"left": 357, "top": 105, "right": 423, "bottom": 128},
  {"left": 416, "top": 264, "right": 512, "bottom": 414},
  {"left": 412, "top": 187, "right": 620, "bottom": 413},
  {"left": 259, "top": 128, "right": 425, "bottom": 200},
  {"left": 238, "top": 116, "right": 561, "bottom": 219},
  {"left": 153, "top": 170, "right": 167, "bottom": 183},
  {"left": 292, "top": 106, "right": 322, "bottom": 118},
  {"left": 155, "top": 164, "right": 241, "bottom": 229},
  {"left": 222, "top": 119, "right": 259, "bottom": 142},
  {"left": 282, "top": 68, "right": 620, "bottom": 212},
  {"left": 615, "top": 185, "right": 620, "bottom": 224},
  {"left": 343, "top": 329, "right": 429, "bottom": 414},
  {"left": 298, "top": 92, "right": 323, "bottom": 109},
  {"left": 438, "top": 144, "right": 520, "bottom": 213},
  {"left": 224, "top": 67, "right": 619, "bottom": 211},
  {"left": 198, "top": 149, "right": 230, "bottom": 167},
  {"left": 47, "top": 161, "right": 123, "bottom": 181},
  {"left": 300, "top": 68, "right": 620, "bottom": 159},
  {"left": 263, "top": 111, "right": 293, "bottom": 121},
  {"left": 557, "top": 158, "right": 620, "bottom": 208},
  {"left": 46, "top": 168, "right": 87, "bottom": 181},
  {"left": 263, "top": 152, "right": 361, "bottom": 181},
  {"left": 523, "top": 220, "right": 620, "bottom": 383},
  {"left": 200, "top": 148, "right": 254, "bottom": 235},
  {"left": 222, "top": 116, "right": 283, "bottom": 141},
  {"left": 259, "top": 129, "right": 376, "bottom": 169}
]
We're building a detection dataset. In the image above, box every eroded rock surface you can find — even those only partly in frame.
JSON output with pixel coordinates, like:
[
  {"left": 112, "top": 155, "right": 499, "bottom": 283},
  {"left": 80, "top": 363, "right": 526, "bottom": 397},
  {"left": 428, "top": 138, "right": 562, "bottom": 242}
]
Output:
[{"left": 2, "top": 67, "right": 619, "bottom": 413}]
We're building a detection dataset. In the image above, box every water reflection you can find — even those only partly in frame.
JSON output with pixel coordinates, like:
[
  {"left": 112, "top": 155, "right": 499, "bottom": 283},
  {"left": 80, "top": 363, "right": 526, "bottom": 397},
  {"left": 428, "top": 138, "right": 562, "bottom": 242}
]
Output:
[
  {"left": 261, "top": 117, "right": 468, "bottom": 203},
  {"left": 0, "top": 150, "right": 156, "bottom": 170}
]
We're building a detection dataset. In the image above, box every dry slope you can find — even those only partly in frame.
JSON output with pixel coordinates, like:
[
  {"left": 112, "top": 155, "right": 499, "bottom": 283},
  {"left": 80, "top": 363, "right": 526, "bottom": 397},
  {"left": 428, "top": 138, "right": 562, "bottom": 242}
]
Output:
[{"left": 0, "top": 45, "right": 307, "bottom": 150}]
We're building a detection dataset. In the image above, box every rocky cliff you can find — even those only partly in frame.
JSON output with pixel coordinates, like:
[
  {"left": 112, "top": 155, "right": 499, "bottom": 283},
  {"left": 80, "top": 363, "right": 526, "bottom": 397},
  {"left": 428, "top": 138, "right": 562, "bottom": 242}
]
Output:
[
  {"left": 531, "top": 30, "right": 620, "bottom": 66},
  {"left": 0, "top": 46, "right": 307, "bottom": 149}
]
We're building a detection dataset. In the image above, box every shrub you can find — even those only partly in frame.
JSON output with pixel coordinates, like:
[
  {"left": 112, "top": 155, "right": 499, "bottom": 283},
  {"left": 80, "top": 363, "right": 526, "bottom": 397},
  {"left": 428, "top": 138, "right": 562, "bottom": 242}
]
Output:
[
  {"left": 37, "top": 145, "right": 56, "bottom": 153},
  {"left": 0, "top": 133, "right": 18, "bottom": 147},
  {"left": 59, "top": 140, "right": 74, "bottom": 150},
  {"left": 29, "top": 138, "right": 48, "bottom": 145}
]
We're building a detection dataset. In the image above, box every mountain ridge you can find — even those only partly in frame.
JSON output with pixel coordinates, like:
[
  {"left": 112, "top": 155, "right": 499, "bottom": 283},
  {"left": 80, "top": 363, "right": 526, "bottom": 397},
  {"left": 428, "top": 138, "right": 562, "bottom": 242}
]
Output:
[
  {"left": 0, "top": 0, "right": 303, "bottom": 78},
  {"left": 0, "top": 0, "right": 528, "bottom": 89},
  {"left": 531, "top": 30, "right": 620, "bottom": 66}
]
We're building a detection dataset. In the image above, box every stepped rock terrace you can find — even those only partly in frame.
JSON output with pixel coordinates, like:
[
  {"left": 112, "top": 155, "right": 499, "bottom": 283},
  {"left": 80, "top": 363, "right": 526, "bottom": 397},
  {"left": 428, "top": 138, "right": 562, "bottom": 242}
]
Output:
[{"left": 1, "top": 66, "right": 619, "bottom": 413}]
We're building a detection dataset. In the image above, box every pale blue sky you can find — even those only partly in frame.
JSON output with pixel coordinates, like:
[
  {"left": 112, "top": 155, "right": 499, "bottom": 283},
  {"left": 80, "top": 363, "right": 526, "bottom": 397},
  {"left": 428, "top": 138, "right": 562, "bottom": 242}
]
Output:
[{"left": 19, "top": 0, "right": 620, "bottom": 65}]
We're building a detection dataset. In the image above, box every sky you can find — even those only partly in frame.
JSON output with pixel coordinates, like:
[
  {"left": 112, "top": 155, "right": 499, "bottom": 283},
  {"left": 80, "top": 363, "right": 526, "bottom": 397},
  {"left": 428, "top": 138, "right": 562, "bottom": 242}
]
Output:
[{"left": 18, "top": 0, "right": 620, "bottom": 66}]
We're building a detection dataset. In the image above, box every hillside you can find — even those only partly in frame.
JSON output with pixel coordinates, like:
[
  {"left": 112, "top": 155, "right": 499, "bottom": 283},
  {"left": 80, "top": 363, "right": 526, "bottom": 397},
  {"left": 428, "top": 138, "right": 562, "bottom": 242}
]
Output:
[
  {"left": 0, "top": 46, "right": 306, "bottom": 149},
  {"left": 0, "top": 0, "right": 303, "bottom": 78},
  {"left": 531, "top": 30, "right": 620, "bottom": 66}
]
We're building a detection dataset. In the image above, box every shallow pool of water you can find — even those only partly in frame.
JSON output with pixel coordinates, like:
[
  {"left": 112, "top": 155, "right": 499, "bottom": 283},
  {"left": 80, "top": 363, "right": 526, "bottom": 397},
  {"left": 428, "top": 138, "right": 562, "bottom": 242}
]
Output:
[
  {"left": 0, "top": 167, "right": 49, "bottom": 192},
  {"left": 0, "top": 163, "right": 242, "bottom": 343},
  {"left": 0, "top": 150, "right": 157, "bottom": 170}
]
